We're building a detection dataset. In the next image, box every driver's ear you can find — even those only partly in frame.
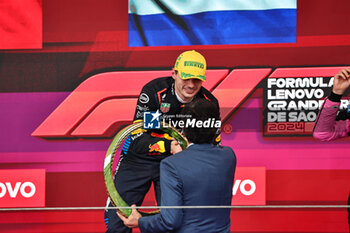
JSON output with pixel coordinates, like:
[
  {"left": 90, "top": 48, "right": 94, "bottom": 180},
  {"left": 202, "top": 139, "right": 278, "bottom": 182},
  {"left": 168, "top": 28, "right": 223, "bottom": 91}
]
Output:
[{"left": 172, "top": 69, "right": 177, "bottom": 80}]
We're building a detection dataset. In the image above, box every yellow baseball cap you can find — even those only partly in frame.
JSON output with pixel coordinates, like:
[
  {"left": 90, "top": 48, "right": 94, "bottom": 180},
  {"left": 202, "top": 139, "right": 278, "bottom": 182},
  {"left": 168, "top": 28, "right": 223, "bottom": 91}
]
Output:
[{"left": 174, "top": 50, "right": 206, "bottom": 82}]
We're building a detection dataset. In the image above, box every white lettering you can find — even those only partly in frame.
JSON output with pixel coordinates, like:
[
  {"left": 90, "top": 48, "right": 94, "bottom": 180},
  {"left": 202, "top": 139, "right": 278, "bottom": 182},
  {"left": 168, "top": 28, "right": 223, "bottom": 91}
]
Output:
[
  {"left": 267, "top": 77, "right": 332, "bottom": 89},
  {"left": 196, "top": 120, "right": 203, "bottom": 128},
  {"left": 163, "top": 118, "right": 221, "bottom": 128},
  {"left": 232, "top": 179, "right": 256, "bottom": 196},
  {"left": 186, "top": 119, "right": 196, "bottom": 127},
  {"left": 288, "top": 112, "right": 298, "bottom": 122},
  {"left": 268, "top": 89, "right": 324, "bottom": 100},
  {"left": 178, "top": 120, "right": 184, "bottom": 128},
  {"left": 267, "top": 101, "right": 287, "bottom": 111},
  {"left": 267, "top": 78, "right": 277, "bottom": 88},
  {"left": 203, "top": 119, "right": 211, "bottom": 128},
  {"left": 214, "top": 121, "right": 221, "bottom": 128},
  {"left": 267, "top": 112, "right": 286, "bottom": 122},
  {"left": 232, "top": 180, "right": 241, "bottom": 195},
  {"left": 6, "top": 182, "right": 21, "bottom": 198},
  {"left": 0, "top": 183, "right": 6, "bottom": 198},
  {"left": 240, "top": 179, "right": 256, "bottom": 196},
  {"left": 288, "top": 112, "right": 317, "bottom": 122},
  {"left": 340, "top": 100, "right": 350, "bottom": 109},
  {"left": 0, "top": 182, "right": 36, "bottom": 198},
  {"left": 20, "top": 182, "right": 36, "bottom": 198}
]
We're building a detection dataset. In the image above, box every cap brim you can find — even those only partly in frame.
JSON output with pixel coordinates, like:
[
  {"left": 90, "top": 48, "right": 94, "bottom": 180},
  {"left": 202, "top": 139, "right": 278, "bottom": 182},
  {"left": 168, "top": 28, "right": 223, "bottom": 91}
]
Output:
[
  {"left": 178, "top": 71, "right": 206, "bottom": 81},
  {"left": 181, "top": 76, "right": 206, "bottom": 82}
]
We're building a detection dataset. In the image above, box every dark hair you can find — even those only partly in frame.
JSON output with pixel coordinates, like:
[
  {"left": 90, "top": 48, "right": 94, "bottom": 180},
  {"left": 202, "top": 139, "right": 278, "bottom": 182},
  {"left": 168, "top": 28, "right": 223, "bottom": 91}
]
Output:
[{"left": 181, "top": 98, "right": 220, "bottom": 144}]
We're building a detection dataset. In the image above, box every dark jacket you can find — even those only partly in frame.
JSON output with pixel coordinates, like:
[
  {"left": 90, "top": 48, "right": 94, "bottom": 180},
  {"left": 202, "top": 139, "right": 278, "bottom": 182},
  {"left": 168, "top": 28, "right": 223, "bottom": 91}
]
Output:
[{"left": 139, "top": 143, "right": 236, "bottom": 233}]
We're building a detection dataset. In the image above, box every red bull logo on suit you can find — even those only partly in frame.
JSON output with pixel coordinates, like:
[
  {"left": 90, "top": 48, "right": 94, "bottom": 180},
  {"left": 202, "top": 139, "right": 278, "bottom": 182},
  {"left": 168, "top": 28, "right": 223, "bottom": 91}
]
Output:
[{"left": 149, "top": 141, "right": 166, "bottom": 153}]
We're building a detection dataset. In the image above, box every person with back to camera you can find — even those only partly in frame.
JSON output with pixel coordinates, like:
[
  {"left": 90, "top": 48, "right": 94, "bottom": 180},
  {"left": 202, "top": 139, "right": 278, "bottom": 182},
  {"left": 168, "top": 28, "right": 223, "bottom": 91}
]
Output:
[
  {"left": 104, "top": 50, "right": 221, "bottom": 232},
  {"left": 117, "top": 98, "right": 237, "bottom": 233},
  {"left": 313, "top": 68, "right": 350, "bottom": 141}
]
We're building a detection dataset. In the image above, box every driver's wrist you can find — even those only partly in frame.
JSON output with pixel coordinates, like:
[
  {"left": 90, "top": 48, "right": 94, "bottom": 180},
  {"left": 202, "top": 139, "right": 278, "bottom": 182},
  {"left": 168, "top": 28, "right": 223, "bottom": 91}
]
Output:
[
  {"left": 332, "top": 88, "right": 345, "bottom": 95},
  {"left": 329, "top": 91, "right": 342, "bottom": 102}
]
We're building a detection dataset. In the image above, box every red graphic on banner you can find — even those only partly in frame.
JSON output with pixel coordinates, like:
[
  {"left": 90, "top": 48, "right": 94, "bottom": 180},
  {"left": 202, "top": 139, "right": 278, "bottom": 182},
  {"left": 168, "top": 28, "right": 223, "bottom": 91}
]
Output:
[
  {"left": 0, "top": 0, "right": 42, "bottom": 50},
  {"left": 32, "top": 69, "right": 268, "bottom": 138},
  {"left": 0, "top": 169, "right": 46, "bottom": 208},
  {"left": 265, "top": 122, "right": 315, "bottom": 135},
  {"left": 212, "top": 68, "right": 271, "bottom": 120},
  {"left": 231, "top": 167, "right": 266, "bottom": 206},
  {"left": 32, "top": 67, "right": 349, "bottom": 138}
]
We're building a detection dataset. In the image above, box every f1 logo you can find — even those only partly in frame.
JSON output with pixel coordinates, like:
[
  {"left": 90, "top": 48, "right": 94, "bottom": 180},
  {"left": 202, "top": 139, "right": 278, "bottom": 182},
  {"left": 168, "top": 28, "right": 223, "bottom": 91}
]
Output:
[
  {"left": 31, "top": 69, "right": 271, "bottom": 138},
  {"left": 143, "top": 110, "right": 161, "bottom": 129},
  {"left": 31, "top": 67, "right": 346, "bottom": 138}
]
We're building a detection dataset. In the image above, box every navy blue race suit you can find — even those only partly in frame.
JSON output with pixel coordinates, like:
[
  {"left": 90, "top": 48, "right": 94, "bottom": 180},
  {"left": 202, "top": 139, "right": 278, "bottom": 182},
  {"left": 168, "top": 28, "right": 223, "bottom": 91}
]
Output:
[{"left": 105, "top": 76, "right": 220, "bottom": 233}]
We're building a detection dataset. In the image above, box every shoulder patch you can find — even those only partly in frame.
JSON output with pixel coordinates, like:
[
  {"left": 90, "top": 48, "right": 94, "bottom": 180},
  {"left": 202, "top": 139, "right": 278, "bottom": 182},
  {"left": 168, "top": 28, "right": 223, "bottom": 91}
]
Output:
[{"left": 139, "top": 93, "right": 149, "bottom": 103}]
